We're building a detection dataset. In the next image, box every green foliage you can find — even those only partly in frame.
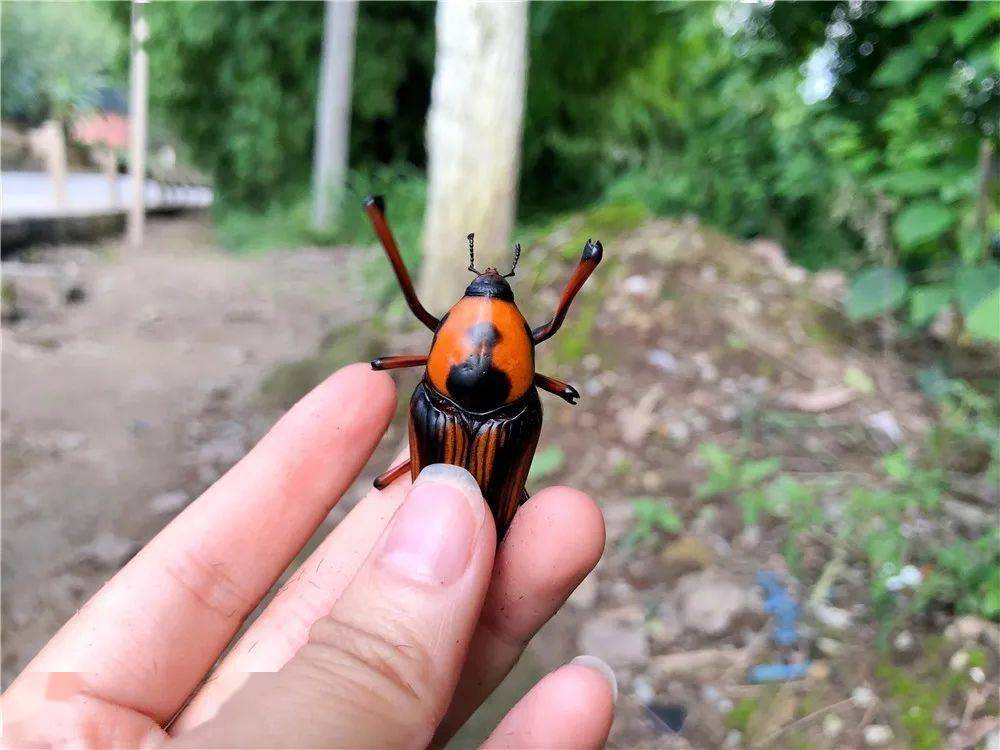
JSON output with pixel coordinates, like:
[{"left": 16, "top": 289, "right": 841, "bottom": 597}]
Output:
[
  {"left": 1, "top": 2, "right": 123, "bottom": 123},
  {"left": 138, "top": 2, "right": 433, "bottom": 207},
  {"left": 697, "top": 389, "right": 1000, "bottom": 621},
  {"left": 875, "top": 641, "right": 988, "bottom": 750},
  {"left": 965, "top": 289, "right": 1000, "bottom": 341},
  {"left": 528, "top": 447, "right": 566, "bottom": 482},
  {"left": 621, "top": 497, "right": 682, "bottom": 555},
  {"left": 840, "top": 259, "right": 1000, "bottom": 339},
  {"left": 215, "top": 164, "right": 426, "bottom": 257},
  {"left": 846, "top": 268, "right": 908, "bottom": 321},
  {"left": 696, "top": 443, "right": 782, "bottom": 501}
]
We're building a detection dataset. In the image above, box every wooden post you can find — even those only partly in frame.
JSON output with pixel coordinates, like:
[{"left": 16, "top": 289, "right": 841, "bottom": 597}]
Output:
[
  {"left": 128, "top": 0, "right": 150, "bottom": 249},
  {"left": 420, "top": 0, "right": 529, "bottom": 304},
  {"left": 311, "top": 0, "right": 358, "bottom": 232}
]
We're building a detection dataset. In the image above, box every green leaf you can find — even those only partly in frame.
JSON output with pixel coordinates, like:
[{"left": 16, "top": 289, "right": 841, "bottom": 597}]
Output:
[
  {"left": 738, "top": 457, "right": 782, "bottom": 488},
  {"left": 965, "top": 289, "right": 1000, "bottom": 342},
  {"left": 908, "top": 283, "right": 952, "bottom": 326},
  {"left": 869, "top": 169, "right": 942, "bottom": 197},
  {"left": 955, "top": 263, "right": 1000, "bottom": 315},
  {"left": 632, "top": 497, "right": 682, "bottom": 534},
  {"left": 951, "top": 3, "right": 997, "bottom": 47},
  {"left": 882, "top": 451, "right": 913, "bottom": 482},
  {"left": 696, "top": 443, "right": 737, "bottom": 498},
  {"left": 846, "top": 268, "right": 908, "bottom": 321},
  {"left": 874, "top": 48, "right": 924, "bottom": 87},
  {"left": 980, "top": 577, "right": 1000, "bottom": 620},
  {"left": 737, "top": 489, "right": 768, "bottom": 527},
  {"left": 844, "top": 366, "right": 876, "bottom": 395},
  {"left": 879, "top": 0, "right": 939, "bottom": 27},
  {"left": 528, "top": 447, "right": 565, "bottom": 481},
  {"left": 893, "top": 201, "right": 956, "bottom": 249}
]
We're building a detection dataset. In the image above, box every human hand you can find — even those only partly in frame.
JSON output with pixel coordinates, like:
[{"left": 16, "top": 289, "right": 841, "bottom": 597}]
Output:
[{"left": 3, "top": 363, "right": 614, "bottom": 748}]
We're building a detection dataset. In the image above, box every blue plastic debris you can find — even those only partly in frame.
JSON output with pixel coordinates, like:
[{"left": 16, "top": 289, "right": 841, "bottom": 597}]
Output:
[
  {"left": 748, "top": 662, "right": 810, "bottom": 684},
  {"left": 756, "top": 571, "right": 800, "bottom": 647}
]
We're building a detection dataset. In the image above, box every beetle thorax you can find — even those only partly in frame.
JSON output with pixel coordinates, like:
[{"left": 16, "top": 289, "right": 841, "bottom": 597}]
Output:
[{"left": 425, "top": 295, "right": 535, "bottom": 413}]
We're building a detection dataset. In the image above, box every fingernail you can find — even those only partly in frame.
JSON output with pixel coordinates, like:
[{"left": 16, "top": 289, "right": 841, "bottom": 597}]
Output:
[
  {"left": 379, "top": 464, "right": 485, "bottom": 585},
  {"left": 570, "top": 655, "right": 618, "bottom": 703}
]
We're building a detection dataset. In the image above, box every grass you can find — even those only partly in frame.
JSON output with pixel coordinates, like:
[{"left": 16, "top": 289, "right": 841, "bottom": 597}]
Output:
[{"left": 214, "top": 164, "right": 427, "bottom": 259}]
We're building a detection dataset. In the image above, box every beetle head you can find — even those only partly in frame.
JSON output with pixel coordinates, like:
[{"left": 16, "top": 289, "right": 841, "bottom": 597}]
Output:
[{"left": 465, "top": 269, "right": 514, "bottom": 301}]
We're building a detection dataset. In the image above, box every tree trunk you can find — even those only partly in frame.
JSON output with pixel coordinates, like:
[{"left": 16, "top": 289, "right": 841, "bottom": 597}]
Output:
[
  {"left": 312, "top": 0, "right": 358, "bottom": 232},
  {"left": 419, "top": 0, "right": 528, "bottom": 306}
]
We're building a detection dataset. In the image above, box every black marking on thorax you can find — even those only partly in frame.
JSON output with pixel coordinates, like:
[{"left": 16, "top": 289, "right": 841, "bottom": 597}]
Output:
[{"left": 445, "top": 321, "right": 512, "bottom": 411}]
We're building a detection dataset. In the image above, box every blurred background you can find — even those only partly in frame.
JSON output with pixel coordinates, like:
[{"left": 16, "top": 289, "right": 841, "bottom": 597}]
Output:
[{"left": 1, "top": 1, "right": 998, "bottom": 747}]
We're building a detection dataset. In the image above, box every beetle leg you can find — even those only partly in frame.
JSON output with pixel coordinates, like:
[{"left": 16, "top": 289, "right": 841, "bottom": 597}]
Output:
[
  {"left": 363, "top": 195, "right": 439, "bottom": 331},
  {"left": 373, "top": 458, "right": 412, "bottom": 490},
  {"left": 534, "top": 373, "right": 580, "bottom": 405},
  {"left": 532, "top": 239, "right": 603, "bottom": 344},
  {"left": 371, "top": 354, "right": 428, "bottom": 371}
]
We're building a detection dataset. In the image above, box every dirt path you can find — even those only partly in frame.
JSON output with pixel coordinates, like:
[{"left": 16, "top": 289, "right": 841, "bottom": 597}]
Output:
[
  {"left": 3, "top": 214, "right": 995, "bottom": 748},
  {"left": 2, "top": 217, "right": 371, "bottom": 680}
]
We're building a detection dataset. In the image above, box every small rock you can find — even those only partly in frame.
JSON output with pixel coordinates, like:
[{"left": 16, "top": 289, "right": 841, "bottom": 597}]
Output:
[
  {"left": 601, "top": 502, "right": 635, "bottom": 542},
  {"left": 893, "top": 630, "right": 915, "bottom": 652},
  {"left": 817, "top": 637, "right": 842, "bottom": 656},
  {"left": 666, "top": 419, "right": 691, "bottom": 445},
  {"left": 949, "top": 650, "right": 970, "bottom": 672},
  {"left": 647, "top": 605, "right": 684, "bottom": 647},
  {"left": 851, "top": 685, "right": 876, "bottom": 709},
  {"left": 692, "top": 352, "right": 718, "bottom": 382},
  {"left": 863, "top": 724, "right": 894, "bottom": 747},
  {"left": 886, "top": 564, "right": 922, "bottom": 592},
  {"left": 930, "top": 305, "right": 957, "bottom": 341},
  {"left": 822, "top": 713, "right": 844, "bottom": 738},
  {"left": 79, "top": 531, "right": 137, "bottom": 569},
  {"left": 945, "top": 615, "right": 991, "bottom": 644},
  {"left": 737, "top": 525, "right": 762, "bottom": 550},
  {"left": 646, "top": 349, "right": 678, "bottom": 373},
  {"left": 969, "top": 666, "right": 986, "bottom": 684},
  {"left": 641, "top": 471, "right": 663, "bottom": 491},
  {"left": 866, "top": 410, "right": 903, "bottom": 444},
  {"left": 676, "top": 571, "right": 764, "bottom": 636},
  {"left": 568, "top": 571, "right": 599, "bottom": 610},
  {"left": 723, "top": 730, "right": 742, "bottom": 749},
  {"left": 718, "top": 404, "right": 740, "bottom": 423},
  {"left": 812, "top": 269, "right": 847, "bottom": 301},
  {"left": 650, "top": 647, "right": 746, "bottom": 678},
  {"left": 617, "top": 387, "right": 663, "bottom": 446},
  {"left": 812, "top": 602, "right": 852, "bottom": 631},
  {"left": 149, "top": 490, "right": 189, "bottom": 515},
  {"left": 577, "top": 607, "right": 649, "bottom": 667},
  {"left": 661, "top": 536, "right": 716, "bottom": 581},
  {"left": 809, "top": 660, "right": 831, "bottom": 680},
  {"left": 623, "top": 275, "right": 653, "bottom": 296},
  {"left": 632, "top": 675, "right": 655, "bottom": 704}
]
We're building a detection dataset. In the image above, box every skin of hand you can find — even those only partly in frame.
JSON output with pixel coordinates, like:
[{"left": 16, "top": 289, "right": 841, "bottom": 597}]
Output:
[{"left": 2, "top": 363, "right": 615, "bottom": 749}]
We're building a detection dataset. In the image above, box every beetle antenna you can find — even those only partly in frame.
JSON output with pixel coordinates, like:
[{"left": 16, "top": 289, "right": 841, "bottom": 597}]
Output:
[
  {"left": 503, "top": 242, "right": 521, "bottom": 278},
  {"left": 467, "top": 233, "right": 480, "bottom": 274}
]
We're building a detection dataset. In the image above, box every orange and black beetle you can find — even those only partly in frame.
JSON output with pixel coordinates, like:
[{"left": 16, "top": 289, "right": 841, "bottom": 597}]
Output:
[{"left": 364, "top": 195, "right": 602, "bottom": 538}]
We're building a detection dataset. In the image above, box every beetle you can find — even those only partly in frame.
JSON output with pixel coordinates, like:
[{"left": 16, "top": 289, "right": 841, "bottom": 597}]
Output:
[{"left": 364, "top": 195, "right": 603, "bottom": 538}]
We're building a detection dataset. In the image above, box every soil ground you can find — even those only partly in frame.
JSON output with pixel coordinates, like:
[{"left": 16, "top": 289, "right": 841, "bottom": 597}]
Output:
[{"left": 2, "top": 214, "right": 996, "bottom": 749}]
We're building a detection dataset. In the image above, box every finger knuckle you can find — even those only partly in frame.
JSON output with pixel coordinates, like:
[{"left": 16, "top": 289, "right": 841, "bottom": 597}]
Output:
[{"left": 302, "top": 614, "right": 436, "bottom": 728}]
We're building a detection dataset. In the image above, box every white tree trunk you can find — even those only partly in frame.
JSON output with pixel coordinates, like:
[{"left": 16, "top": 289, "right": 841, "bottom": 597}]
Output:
[
  {"left": 312, "top": 0, "right": 358, "bottom": 231},
  {"left": 420, "top": 0, "right": 528, "bottom": 305}
]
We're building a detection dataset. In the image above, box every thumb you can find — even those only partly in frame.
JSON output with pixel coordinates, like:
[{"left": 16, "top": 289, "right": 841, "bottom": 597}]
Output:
[{"left": 171, "top": 465, "right": 495, "bottom": 749}]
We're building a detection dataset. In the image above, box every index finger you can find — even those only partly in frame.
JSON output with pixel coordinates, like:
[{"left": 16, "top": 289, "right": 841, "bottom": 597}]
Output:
[{"left": 4, "top": 363, "right": 397, "bottom": 724}]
